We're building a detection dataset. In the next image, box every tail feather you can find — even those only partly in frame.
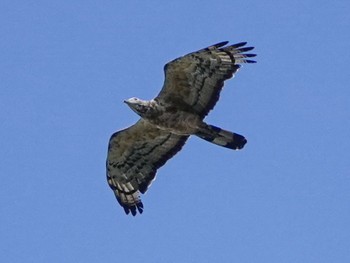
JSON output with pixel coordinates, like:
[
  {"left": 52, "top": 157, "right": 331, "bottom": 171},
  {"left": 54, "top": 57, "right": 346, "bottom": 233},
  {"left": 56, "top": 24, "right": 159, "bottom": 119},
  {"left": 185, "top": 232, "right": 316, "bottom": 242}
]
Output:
[{"left": 196, "top": 125, "right": 247, "bottom": 150}]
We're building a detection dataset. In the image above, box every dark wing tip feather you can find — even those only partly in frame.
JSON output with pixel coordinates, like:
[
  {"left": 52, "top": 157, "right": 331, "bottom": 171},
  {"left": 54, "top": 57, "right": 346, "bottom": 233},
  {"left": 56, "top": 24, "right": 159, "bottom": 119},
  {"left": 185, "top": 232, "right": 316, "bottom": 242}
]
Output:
[
  {"left": 211, "top": 41, "right": 229, "bottom": 48},
  {"left": 122, "top": 202, "right": 144, "bottom": 216},
  {"left": 236, "top": 46, "right": 255, "bottom": 52},
  {"left": 226, "top": 42, "right": 257, "bottom": 64},
  {"left": 115, "top": 192, "right": 144, "bottom": 216},
  {"left": 244, "top": 53, "right": 257, "bottom": 57},
  {"left": 230, "top": 42, "right": 247, "bottom": 48},
  {"left": 245, "top": 59, "right": 257, "bottom": 63}
]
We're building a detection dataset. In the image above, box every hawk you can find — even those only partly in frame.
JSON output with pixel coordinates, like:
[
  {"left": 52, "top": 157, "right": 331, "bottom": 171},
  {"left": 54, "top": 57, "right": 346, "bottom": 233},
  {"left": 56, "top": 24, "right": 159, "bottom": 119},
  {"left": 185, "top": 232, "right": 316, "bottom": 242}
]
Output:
[{"left": 107, "top": 41, "right": 256, "bottom": 215}]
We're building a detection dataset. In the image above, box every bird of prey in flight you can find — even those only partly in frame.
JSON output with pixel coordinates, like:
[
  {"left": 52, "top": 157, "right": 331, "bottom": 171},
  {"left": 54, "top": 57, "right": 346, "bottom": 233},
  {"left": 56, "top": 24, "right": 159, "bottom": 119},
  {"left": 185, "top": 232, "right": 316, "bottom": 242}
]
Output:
[{"left": 106, "top": 41, "right": 256, "bottom": 215}]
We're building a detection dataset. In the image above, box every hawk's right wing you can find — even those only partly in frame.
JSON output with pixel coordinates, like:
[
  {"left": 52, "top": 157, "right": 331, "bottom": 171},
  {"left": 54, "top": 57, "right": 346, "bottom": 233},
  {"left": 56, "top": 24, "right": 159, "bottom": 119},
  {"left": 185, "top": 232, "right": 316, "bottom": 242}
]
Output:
[
  {"left": 106, "top": 119, "right": 189, "bottom": 216},
  {"left": 156, "top": 41, "right": 256, "bottom": 118}
]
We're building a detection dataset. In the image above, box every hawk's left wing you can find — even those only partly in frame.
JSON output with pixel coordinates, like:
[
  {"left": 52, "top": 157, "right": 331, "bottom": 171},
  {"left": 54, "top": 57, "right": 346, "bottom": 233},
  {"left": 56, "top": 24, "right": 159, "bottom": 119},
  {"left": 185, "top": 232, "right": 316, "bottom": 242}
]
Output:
[
  {"left": 156, "top": 41, "right": 256, "bottom": 118},
  {"left": 106, "top": 119, "right": 188, "bottom": 216}
]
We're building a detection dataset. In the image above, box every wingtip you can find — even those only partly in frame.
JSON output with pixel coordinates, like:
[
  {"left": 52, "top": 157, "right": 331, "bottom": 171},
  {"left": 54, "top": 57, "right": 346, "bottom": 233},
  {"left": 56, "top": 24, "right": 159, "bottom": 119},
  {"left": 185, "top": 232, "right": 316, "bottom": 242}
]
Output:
[
  {"left": 123, "top": 202, "right": 144, "bottom": 216},
  {"left": 211, "top": 41, "right": 229, "bottom": 48},
  {"left": 245, "top": 59, "right": 257, "bottom": 63},
  {"left": 244, "top": 53, "right": 257, "bottom": 57},
  {"left": 230, "top": 42, "right": 248, "bottom": 48},
  {"left": 237, "top": 46, "right": 255, "bottom": 52}
]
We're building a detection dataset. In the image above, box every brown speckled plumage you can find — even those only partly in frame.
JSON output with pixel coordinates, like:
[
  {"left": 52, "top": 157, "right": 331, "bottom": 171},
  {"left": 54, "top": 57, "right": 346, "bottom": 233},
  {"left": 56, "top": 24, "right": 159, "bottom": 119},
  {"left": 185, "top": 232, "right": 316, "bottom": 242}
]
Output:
[{"left": 106, "top": 41, "right": 256, "bottom": 215}]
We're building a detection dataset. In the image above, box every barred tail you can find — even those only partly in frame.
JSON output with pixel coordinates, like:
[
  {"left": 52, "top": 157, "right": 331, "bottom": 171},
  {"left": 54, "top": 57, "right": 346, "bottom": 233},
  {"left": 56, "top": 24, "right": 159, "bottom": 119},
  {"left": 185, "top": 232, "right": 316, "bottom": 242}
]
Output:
[{"left": 196, "top": 124, "right": 247, "bottom": 150}]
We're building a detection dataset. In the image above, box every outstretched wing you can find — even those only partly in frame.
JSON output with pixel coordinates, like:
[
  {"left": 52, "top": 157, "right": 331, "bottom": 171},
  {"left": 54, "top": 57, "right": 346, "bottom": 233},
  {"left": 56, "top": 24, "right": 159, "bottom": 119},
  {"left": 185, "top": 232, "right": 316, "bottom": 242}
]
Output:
[
  {"left": 106, "top": 119, "right": 188, "bottom": 216},
  {"left": 156, "top": 41, "right": 256, "bottom": 118}
]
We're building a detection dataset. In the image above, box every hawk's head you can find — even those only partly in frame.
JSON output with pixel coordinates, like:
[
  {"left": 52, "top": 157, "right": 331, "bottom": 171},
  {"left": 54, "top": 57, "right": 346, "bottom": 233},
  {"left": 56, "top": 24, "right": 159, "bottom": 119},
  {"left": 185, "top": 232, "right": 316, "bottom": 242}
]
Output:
[{"left": 124, "top": 97, "right": 156, "bottom": 117}]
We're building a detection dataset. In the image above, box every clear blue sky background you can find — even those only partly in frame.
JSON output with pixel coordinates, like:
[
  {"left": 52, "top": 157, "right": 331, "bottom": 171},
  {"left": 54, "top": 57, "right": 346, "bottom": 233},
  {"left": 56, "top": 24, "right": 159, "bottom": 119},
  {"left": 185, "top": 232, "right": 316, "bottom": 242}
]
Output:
[{"left": 1, "top": 1, "right": 349, "bottom": 262}]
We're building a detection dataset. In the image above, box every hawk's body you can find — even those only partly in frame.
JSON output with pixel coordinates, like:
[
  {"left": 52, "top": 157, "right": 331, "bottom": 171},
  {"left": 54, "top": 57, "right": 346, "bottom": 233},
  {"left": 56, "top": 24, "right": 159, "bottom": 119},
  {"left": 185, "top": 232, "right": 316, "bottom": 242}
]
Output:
[{"left": 107, "top": 41, "right": 256, "bottom": 215}]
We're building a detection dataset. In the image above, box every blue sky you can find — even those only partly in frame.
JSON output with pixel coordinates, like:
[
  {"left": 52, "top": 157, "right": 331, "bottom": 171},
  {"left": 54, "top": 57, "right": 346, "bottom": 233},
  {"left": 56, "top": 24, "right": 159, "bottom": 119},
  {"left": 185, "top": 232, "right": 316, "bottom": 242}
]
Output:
[{"left": 1, "top": 1, "right": 349, "bottom": 262}]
